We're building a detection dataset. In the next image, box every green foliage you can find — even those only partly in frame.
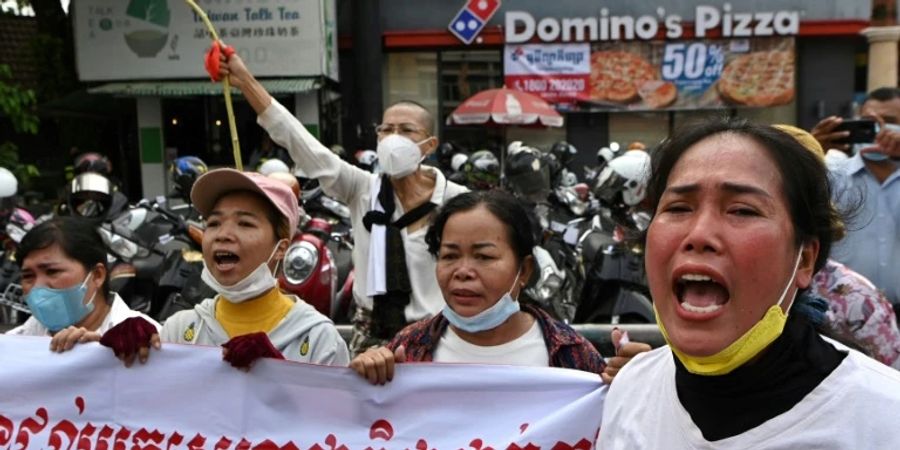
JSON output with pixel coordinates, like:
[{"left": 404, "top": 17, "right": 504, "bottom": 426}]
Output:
[
  {"left": 0, "top": 142, "right": 40, "bottom": 189},
  {"left": 28, "top": 34, "right": 78, "bottom": 103},
  {"left": 0, "top": 64, "right": 40, "bottom": 189},
  {"left": 0, "top": 64, "right": 39, "bottom": 135}
]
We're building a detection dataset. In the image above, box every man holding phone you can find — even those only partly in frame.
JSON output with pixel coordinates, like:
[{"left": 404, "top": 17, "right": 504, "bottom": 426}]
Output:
[{"left": 812, "top": 87, "right": 900, "bottom": 308}]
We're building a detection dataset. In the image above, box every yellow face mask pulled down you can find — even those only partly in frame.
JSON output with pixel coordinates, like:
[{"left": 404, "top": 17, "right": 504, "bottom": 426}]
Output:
[{"left": 658, "top": 247, "right": 804, "bottom": 376}]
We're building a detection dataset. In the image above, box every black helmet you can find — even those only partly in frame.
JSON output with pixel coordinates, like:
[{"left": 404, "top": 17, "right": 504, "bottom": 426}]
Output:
[
  {"left": 68, "top": 173, "right": 113, "bottom": 218},
  {"left": 550, "top": 141, "right": 577, "bottom": 166},
  {"left": 74, "top": 152, "right": 112, "bottom": 177},
  {"left": 506, "top": 145, "right": 551, "bottom": 203},
  {"left": 171, "top": 156, "right": 208, "bottom": 198},
  {"left": 463, "top": 150, "right": 499, "bottom": 190},
  {"left": 437, "top": 142, "right": 457, "bottom": 168}
]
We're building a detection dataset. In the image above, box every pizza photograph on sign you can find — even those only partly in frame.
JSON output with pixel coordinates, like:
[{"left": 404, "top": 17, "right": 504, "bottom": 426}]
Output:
[
  {"left": 717, "top": 45, "right": 795, "bottom": 107},
  {"left": 570, "top": 37, "right": 796, "bottom": 112},
  {"left": 588, "top": 49, "right": 676, "bottom": 108}
]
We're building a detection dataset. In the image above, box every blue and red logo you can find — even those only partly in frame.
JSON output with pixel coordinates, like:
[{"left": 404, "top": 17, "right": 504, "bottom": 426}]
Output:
[{"left": 448, "top": 0, "right": 501, "bottom": 45}]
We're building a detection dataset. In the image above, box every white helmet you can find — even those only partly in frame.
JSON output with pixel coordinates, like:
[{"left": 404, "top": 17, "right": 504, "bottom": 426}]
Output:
[
  {"left": 507, "top": 141, "right": 525, "bottom": 155},
  {"left": 355, "top": 149, "right": 378, "bottom": 166},
  {"left": 0, "top": 168, "right": 17, "bottom": 198},
  {"left": 450, "top": 153, "right": 469, "bottom": 172},
  {"left": 559, "top": 169, "right": 579, "bottom": 187},
  {"left": 258, "top": 159, "right": 291, "bottom": 176},
  {"left": 594, "top": 150, "right": 651, "bottom": 207}
]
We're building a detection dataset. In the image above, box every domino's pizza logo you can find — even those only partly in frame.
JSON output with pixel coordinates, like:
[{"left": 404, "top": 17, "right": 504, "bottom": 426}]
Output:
[{"left": 449, "top": 0, "right": 501, "bottom": 45}]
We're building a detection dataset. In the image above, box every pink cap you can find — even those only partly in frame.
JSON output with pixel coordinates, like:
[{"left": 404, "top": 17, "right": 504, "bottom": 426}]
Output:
[{"left": 191, "top": 168, "right": 299, "bottom": 238}]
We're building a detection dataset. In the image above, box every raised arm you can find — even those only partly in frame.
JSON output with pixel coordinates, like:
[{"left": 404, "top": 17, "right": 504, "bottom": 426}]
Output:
[
  {"left": 216, "top": 46, "right": 369, "bottom": 203},
  {"left": 216, "top": 44, "right": 272, "bottom": 115}
]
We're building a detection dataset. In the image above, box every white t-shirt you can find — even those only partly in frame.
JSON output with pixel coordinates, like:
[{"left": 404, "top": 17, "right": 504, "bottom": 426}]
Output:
[
  {"left": 600, "top": 344, "right": 900, "bottom": 449},
  {"left": 433, "top": 320, "right": 550, "bottom": 366},
  {"left": 258, "top": 100, "right": 468, "bottom": 322},
  {"left": 6, "top": 293, "right": 160, "bottom": 336}
]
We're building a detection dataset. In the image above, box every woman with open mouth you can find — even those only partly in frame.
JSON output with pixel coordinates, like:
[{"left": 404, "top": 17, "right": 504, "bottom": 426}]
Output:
[
  {"left": 600, "top": 119, "right": 900, "bottom": 448},
  {"left": 99, "top": 169, "right": 349, "bottom": 368}
]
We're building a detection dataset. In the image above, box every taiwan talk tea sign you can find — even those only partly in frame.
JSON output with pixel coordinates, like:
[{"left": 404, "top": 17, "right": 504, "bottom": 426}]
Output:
[{"left": 74, "top": 0, "right": 339, "bottom": 81}]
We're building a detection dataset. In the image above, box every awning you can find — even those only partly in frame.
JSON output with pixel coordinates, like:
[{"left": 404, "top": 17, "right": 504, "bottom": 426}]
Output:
[
  {"left": 38, "top": 89, "right": 131, "bottom": 119},
  {"left": 87, "top": 78, "right": 321, "bottom": 97}
]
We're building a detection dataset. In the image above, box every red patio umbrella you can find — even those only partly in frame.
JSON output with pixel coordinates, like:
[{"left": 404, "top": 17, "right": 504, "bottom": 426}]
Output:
[
  {"left": 447, "top": 88, "right": 564, "bottom": 185},
  {"left": 448, "top": 87, "right": 564, "bottom": 127}
]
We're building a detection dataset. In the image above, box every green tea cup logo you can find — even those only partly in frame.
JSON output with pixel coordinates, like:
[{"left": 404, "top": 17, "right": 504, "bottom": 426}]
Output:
[{"left": 124, "top": 0, "right": 171, "bottom": 58}]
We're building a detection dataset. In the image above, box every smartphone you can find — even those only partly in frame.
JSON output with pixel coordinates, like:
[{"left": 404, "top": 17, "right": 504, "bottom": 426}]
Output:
[{"left": 834, "top": 119, "right": 879, "bottom": 144}]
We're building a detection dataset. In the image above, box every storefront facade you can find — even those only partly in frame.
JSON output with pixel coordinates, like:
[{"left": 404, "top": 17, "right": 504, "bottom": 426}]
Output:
[
  {"left": 346, "top": 0, "right": 879, "bottom": 171},
  {"left": 73, "top": 0, "right": 339, "bottom": 198}
]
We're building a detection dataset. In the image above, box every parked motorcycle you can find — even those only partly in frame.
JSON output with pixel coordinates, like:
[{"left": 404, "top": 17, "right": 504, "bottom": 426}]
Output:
[
  {"left": 0, "top": 211, "right": 33, "bottom": 325},
  {"left": 101, "top": 198, "right": 214, "bottom": 321},
  {"left": 274, "top": 170, "right": 355, "bottom": 324},
  {"left": 279, "top": 192, "right": 354, "bottom": 323},
  {"left": 505, "top": 144, "right": 584, "bottom": 323},
  {"left": 574, "top": 148, "right": 655, "bottom": 324},
  {"left": 0, "top": 167, "right": 36, "bottom": 325}
]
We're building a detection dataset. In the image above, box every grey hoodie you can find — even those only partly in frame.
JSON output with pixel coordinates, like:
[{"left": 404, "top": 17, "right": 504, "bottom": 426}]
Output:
[{"left": 161, "top": 295, "right": 349, "bottom": 366}]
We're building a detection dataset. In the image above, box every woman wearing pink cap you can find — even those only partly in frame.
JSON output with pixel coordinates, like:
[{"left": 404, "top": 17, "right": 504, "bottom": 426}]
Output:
[{"left": 100, "top": 168, "right": 349, "bottom": 368}]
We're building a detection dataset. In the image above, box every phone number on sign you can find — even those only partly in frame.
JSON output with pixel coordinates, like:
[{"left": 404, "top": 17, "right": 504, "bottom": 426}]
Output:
[{"left": 518, "top": 78, "right": 585, "bottom": 92}]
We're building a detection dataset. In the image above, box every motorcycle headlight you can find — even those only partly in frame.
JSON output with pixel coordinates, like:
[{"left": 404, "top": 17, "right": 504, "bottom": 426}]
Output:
[
  {"left": 98, "top": 228, "right": 140, "bottom": 260},
  {"left": 321, "top": 197, "right": 351, "bottom": 220},
  {"left": 283, "top": 241, "right": 318, "bottom": 285},
  {"left": 531, "top": 271, "right": 564, "bottom": 302},
  {"left": 544, "top": 273, "right": 563, "bottom": 292}
]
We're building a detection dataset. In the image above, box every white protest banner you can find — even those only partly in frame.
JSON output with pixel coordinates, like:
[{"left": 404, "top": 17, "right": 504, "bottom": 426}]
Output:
[{"left": 0, "top": 336, "right": 606, "bottom": 449}]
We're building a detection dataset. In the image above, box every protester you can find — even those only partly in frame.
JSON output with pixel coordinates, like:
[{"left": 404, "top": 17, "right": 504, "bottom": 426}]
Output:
[
  {"left": 349, "top": 190, "right": 610, "bottom": 384},
  {"left": 99, "top": 169, "right": 349, "bottom": 368},
  {"left": 215, "top": 46, "right": 468, "bottom": 355},
  {"left": 774, "top": 124, "right": 900, "bottom": 369},
  {"left": 5, "top": 217, "right": 160, "bottom": 351},
  {"left": 601, "top": 119, "right": 900, "bottom": 448},
  {"left": 811, "top": 87, "right": 900, "bottom": 305}
]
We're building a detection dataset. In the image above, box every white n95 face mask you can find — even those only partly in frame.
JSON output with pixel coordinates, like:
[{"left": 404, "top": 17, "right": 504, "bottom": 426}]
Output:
[{"left": 376, "top": 134, "right": 432, "bottom": 178}]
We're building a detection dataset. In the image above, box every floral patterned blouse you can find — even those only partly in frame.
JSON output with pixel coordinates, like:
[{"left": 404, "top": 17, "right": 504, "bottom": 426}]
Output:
[{"left": 814, "top": 259, "right": 900, "bottom": 370}]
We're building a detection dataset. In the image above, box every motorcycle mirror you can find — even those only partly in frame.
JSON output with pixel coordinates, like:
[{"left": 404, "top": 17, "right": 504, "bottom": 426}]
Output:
[{"left": 187, "top": 224, "right": 205, "bottom": 246}]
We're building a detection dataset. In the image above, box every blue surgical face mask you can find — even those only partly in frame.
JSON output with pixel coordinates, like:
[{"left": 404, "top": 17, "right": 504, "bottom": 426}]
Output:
[
  {"left": 25, "top": 272, "right": 97, "bottom": 332},
  {"left": 855, "top": 123, "right": 900, "bottom": 162},
  {"left": 442, "top": 270, "right": 522, "bottom": 333}
]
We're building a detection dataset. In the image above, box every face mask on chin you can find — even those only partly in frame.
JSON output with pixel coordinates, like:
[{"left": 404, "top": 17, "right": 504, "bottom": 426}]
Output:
[
  {"left": 854, "top": 123, "right": 900, "bottom": 162},
  {"left": 442, "top": 270, "right": 522, "bottom": 333},
  {"left": 657, "top": 246, "right": 805, "bottom": 376},
  {"left": 854, "top": 143, "right": 890, "bottom": 162},
  {"left": 376, "top": 134, "right": 434, "bottom": 178},
  {"left": 201, "top": 240, "right": 287, "bottom": 303}
]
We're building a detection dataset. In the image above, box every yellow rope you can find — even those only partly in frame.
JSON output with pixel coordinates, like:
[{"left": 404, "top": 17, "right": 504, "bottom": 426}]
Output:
[{"left": 183, "top": 0, "right": 243, "bottom": 170}]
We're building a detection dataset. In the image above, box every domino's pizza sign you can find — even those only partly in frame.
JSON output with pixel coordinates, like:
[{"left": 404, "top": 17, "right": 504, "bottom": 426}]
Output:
[{"left": 449, "top": 0, "right": 501, "bottom": 45}]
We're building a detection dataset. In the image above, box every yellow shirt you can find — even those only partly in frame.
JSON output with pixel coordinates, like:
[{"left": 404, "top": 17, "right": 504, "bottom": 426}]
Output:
[{"left": 215, "top": 288, "right": 294, "bottom": 338}]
